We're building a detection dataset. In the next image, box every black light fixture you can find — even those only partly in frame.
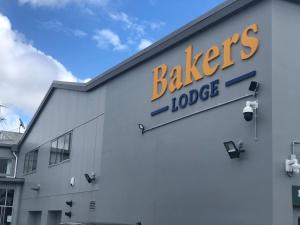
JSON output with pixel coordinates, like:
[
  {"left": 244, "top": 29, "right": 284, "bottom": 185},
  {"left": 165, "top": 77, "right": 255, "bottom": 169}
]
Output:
[
  {"left": 138, "top": 124, "right": 145, "bottom": 134},
  {"left": 66, "top": 200, "right": 73, "bottom": 207},
  {"left": 249, "top": 81, "right": 259, "bottom": 95},
  {"left": 65, "top": 211, "right": 72, "bottom": 218},
  {"left": 223, "top": 141, "right": 245, "bottom": 159},
  {"left": 84, "top": 173, "right": 96, "bottom": 183},
  {"left": 31, "top": 184, "right": 41, "bottom": 191}
]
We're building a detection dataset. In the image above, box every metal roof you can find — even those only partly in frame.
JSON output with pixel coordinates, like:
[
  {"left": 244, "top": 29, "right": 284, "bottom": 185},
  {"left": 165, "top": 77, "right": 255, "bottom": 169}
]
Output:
[
  {"left": 18, "top": 0, "right": 258, "bottom": 148},
  {"left": 0, "top": 131, "right": 22, "bottom": 145}
]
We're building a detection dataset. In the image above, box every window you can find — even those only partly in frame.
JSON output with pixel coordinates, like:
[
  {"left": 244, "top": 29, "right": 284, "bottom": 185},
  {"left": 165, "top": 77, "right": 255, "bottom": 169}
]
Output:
[
  {"left": 0, "top": 189, "right": 14, "bottom": 225},
  {"left": 49, "top": 132, "right": 72, "bottom": 166},
  {"left": 23, "top": 149, "right": 38, "bottom": 174},
  {"left": 0, "top": 158, "right": 13, "bottom": 176}
]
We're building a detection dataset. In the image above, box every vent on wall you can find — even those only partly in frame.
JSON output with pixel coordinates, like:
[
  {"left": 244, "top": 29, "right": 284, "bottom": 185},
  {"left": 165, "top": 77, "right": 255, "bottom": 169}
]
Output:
[{"left": 89, "top": 201, "right": 96, "bottom": 211}]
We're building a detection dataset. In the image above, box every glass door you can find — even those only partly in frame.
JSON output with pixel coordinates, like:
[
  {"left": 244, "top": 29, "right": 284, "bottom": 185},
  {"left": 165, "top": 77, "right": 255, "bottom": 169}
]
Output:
[{"left": 0, "top": 189, "right": 14, "bottom": 225}]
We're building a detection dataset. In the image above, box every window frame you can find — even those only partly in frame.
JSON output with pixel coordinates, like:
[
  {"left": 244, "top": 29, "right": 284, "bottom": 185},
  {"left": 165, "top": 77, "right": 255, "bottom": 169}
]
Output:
[
  {"left": 0, "top": 158, "right": 13, "bottom": 176},
  {"left": 49, "top": 131, "right": 72, "bottom": 166},
  {"left": 0, "top": 188, "right": 14, "bottom": 207},
  {"left": 23, "top": 149, "right": 39, "bottom": 175}
]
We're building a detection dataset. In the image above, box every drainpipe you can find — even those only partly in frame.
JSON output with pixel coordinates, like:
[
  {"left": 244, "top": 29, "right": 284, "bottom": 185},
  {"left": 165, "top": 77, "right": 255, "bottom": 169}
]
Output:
[{"left": 12, "top": 151, "right": 18, "bottom": 178}]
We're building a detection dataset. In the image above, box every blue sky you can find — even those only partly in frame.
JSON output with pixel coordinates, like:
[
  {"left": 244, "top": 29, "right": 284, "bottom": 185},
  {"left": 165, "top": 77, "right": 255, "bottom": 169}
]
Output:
[{"left": 0, "top": 0, "right": 224, "bottom": 131}]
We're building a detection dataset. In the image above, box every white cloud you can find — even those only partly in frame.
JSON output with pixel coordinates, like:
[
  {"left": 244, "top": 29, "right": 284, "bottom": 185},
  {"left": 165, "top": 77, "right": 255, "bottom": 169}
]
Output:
[
  {"left": 109, "top": 12, "right": 145, "bottom": 36},
  {"left": 39, "top": 20, "right": 87, "bottom": 38},
  {"left": 73, "top": 29, "right": 87, "bottom": 37},
  {"left": 18, "top": 0, "right": 109, "bottom": 8},
  {"left": 149, "top": 21, "right": 166, "bottom": 30},
  {"left": 107, "top": 12, "right": 164, "bottom": 51},
  {"left": 82, "top": 7, "right": 95, "bottom": 16},
  {"left": 93, "top": 29, "right": 127, "bottom": 51},
  {"left": 0, "top": 13, "right": 83, "bottom": 131},
  {"left": 138, "top": 39, "right": 153, "bottom": 50}
]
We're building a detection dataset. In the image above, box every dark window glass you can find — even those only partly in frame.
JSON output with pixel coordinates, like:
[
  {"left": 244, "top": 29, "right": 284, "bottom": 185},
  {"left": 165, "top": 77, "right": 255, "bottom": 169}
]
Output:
[
  {"left": 0, "top": 159, "right": 8, "bottom": 174},
  {"left": 57, "top": 136, "right": 64, "bottom": 162},
  {"left": 49, "top": 132, "right": 72, "bottom": 165},
  {"left": 6, "top": 190, "right": 14, "bottom": 207},
  {"left": 50, "top": 140, "right": 58, "bottom": 165},
  {"left": 62, "top": 133, "right": 71, "bottom": 161},
  {"left": 23, "top": 149, "right": 38, "bottom": 174},
  {"left": 23, "top": 154, "right": 28, "bottom": 173},
  {"left": 0, "top": 189, "right": 5, "bottom": 205},
  {"left": 0, "top": 159, "right": 12, "bottom": 175},
  {"left": 28, "top": 152, "right": 33, "bottom": 173},
  {"left": 32, "top": 151, "right": 38, "bottom": 171},
  {"left": 5, "top": 207, "right": 13, "bottom": 224}
]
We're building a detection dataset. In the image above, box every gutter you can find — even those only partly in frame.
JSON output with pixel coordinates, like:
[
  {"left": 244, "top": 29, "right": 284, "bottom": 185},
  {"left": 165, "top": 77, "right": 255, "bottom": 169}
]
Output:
[{"left": 12, "top": 151, "right": 18, "bottom": 178}]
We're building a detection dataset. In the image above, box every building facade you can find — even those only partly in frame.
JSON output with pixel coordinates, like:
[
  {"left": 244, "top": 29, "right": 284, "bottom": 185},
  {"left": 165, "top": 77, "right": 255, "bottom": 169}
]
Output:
[
  {"left": 0, "top": 131, "right": 23, "bottom": 225},
  {"left": 5, "top": 0, "right": 300, "bottom": 225}
]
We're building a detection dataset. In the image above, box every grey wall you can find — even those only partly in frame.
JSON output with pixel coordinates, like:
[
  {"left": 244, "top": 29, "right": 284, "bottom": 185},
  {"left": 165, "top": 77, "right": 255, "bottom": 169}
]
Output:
[
  {"left": 272, "top": 1, "right": 300, "bottom": 224},
  {"left": 17, "top": 87, "right": 106, "bottom": 224},
  {"left": 96, "top": 1, "right": 273, "bottom": 225}
]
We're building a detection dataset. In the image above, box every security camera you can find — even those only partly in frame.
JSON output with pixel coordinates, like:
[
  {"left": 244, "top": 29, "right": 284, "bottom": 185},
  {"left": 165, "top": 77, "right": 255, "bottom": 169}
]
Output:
[
  {"left": 243, "top": 101, "right": 258, "bottom": 121},
  {"left": 70, "top": 177, "right": 75, "bottom": 187},
  {"left": 243, "top": 104, "right": 253, "bottom": 121}
]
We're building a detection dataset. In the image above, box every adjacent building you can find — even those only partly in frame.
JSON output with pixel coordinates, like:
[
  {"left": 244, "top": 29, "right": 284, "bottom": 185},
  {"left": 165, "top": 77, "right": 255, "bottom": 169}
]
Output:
[
  {"left": 2, "top": 0, "right": 300, "bottom": 224},
  {"left": 0, "top": 131, "right": 23, "bottom": 225}
]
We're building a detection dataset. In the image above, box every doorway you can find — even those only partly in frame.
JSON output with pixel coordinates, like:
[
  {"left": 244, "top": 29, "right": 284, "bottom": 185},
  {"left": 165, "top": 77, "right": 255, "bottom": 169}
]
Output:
[{"left": 293, "top": 207, "right": 300, "bottom": 225}]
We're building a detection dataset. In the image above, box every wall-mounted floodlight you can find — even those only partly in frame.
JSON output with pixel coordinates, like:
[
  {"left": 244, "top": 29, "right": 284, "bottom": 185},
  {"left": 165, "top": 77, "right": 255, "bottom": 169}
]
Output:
[
  {"left": 138, "top": 124, "right": 145, "bottom": 134},
  {"left": 84, "top": 172, "right": 96, "bottom": 183},
  {"left": 249, "top": 81, "right": 259, "bottom": 93},
  {"left": 31, "top": 184, "right": 40, "bottom": 191},
  {"left": 66, "top": 200, "right": 73, "bottom": 207},
  {"left": 285, "top": 154, "right": 300, "bottom": 176},
  {"left": 64, "top": 211, "right": 72, "bottom": 218},
  {"left": 223, "top": 141, "right": 245, "bottom": 159},
  {"left": 286, "top": 141, "right": 300, "bottom": 177}
]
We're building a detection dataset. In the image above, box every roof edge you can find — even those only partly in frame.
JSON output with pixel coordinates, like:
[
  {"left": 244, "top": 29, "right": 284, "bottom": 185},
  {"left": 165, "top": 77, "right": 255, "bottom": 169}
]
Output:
[{"left": 0, "top": 143, "right": 16, "bottom": 149}]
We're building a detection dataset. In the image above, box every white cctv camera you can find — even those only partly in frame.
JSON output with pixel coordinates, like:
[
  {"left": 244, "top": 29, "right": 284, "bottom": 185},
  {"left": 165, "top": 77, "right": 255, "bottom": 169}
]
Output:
[
  {"left": 70, "top": 177, "right": 75, "bottom": 187},
  {"left": 243, "top": 101, "right": 258, "bottom": 122},
  {"left": 286, "top": 154, "right": 300, "bottom": 176}
]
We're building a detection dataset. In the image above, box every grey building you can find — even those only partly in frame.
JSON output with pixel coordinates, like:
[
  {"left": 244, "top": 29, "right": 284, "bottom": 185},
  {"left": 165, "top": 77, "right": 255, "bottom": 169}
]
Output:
[
  {"left": 0, "top": 131, "right": 23, "bottom": 225},
  {"left": 4, "top": 0, "right": 300, "bottom": 224}
]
